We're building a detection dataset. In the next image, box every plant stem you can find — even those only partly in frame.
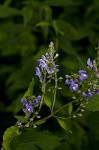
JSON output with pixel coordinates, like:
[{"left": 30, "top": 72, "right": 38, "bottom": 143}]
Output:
[
  {"left": 34, "top": 101, "right": 73, "bottom": 125},
  {"left": 51, "top": 69, "right": 57, "bottom": 113}
]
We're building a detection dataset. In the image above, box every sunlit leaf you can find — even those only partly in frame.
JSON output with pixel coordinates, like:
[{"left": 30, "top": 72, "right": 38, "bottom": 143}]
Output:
[
  {"left": 57, "top": 119, "right": 68, "bottom": 131},
  {"left": 35, "top": 118, "right": 47, "bottom": 125},
  {"left": 14, "top": 115, "right": 28, "bottom": 123},
  {"left": 43, "top": 94, "right": 52, "bottom": 108},
  {"left": 23, "top": 78, "right": 34, "bottom": 98},
  {"left": 68, "top": 103, "right": 73, "bottom": 115},
  {"left": 2, "top": 126, "right": 19, "bottom": 150},
  {"left": 35, "top": 21, "right": 51, "bottom": 27}
]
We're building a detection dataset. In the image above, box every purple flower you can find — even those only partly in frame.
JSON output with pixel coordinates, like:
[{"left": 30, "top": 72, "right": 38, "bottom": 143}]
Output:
[
  {"left": 70, "top": 81, "right": 79, "bottom": 91},
  {"left": 25, "top": 103, "right": 33, "bottom": 113},
  {"left": 20, "top": 98, "right": 26, "bottom": 104},
  {"left": 37, "top": 59, "right": 48, "bottom": 70},
  {"left": 82, "top": 92, "right": 87, "bottom": 97},
  {"left": 36, "top": 67, "right": 42, "bottom": 77},
  {"left": 87, "top": 58, "right": 93, "bottom": 68},
  {"left": 79, "top": 73, "right": 88, "bottom": 81},
  {"left": 82, "top": 91, "right": 93, "bottom": 99},
  {"left": 96, "top": 90, "right": 99, "bottom": 94},
  {"left": 36, "top": 67, "right": 43, "bottom": 83},
  {"left": 78, "top": 70, "right": 88, "bottom": 81},
  {"left": 41, "top": 55, "right": 47, "bottom": 61},
  {"left": 48, "top": 68, "right": 54, "bottom": 74},
  {"left": 33, "top": 95, "right": 41, "bottom": 107},
  {"left": 65, "top": 79, "right": 71, "bottom": 84},
  {"left": 87, "top": 91, "right": 93, "bottom": 98},
  {"left": 78, "top": 70, "right": 86, "bottom": 74}
]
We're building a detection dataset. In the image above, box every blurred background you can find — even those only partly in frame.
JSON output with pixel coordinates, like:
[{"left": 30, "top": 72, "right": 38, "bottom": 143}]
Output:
[{"left": 0, "top": 0, "right": 99, "bottom": 149}]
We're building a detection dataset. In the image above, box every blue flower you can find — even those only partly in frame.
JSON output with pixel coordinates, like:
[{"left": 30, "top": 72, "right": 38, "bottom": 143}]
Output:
[
  {"left": 82, "top": 91, "right": 93, "bottom": 99},
  {"left": 87, "top": 91, "right": 93, "bottom": 98},
  {"left": 37, "top": 59, "right": 48, "bottom": 70},
  {"left": 78, "top": 70, "right": 86, "bottom": 74},
  {"left": 36, "top": 67, "right": 42, "bottom": 77},
  {"left": 33, "top": 95, "right": 42, "bottom": 107},
  {"left": 20, "top": 98, "right": 26, "bottom": 104},
  {"left": 25, "top": 103, "right": 33, "bottom": 113},
  {"left": 82, "top": 92, "right": 87, "bottom": 97},
  {"left": 36, "top": 67, "right": 43, "bottom": 83},
  {"left": 96, "top": 90, "right": 99, "bottom": 94},
  {"left": 70, "top": 81, "right": 79, "bottom": 91},
  {"left": 48, "top": 68, "right": 54, "bottom": 74},
  {"left": 87, "top": 58, "right": 93, "bottom": 68},
  {"left": 65, "top": 79, "right": 71, "bottom": 84},
  {"left": 78, "top": 70, "right": 88, "bottom": 81}
]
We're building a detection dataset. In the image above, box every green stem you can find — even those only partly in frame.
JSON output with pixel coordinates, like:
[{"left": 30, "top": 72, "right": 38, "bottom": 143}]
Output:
[
  {"left": 51, "top": 69, "right": 57, "bottom": 113},
  {"left": 34, "top": 101, "right": 72, "bottom": 125},
  {"left": 54, "top": 115, "right": 71, "bottom": 120}
]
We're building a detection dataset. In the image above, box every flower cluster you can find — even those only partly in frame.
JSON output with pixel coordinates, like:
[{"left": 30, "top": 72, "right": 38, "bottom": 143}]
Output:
[
  {"left": 36, "top": 42, "right": 59, "bottom": 88},
  {"left": 20, "top": 95, "right": 42, "bottom": 114},
  {"left": 65, "top": 69, "right": 88, "bottom": 92},
  {"left": 18, "top": 43, "right": 99, "bottom": 130},
  {"left": 65, "top": 58, "right": 99, "bottom": 101}
]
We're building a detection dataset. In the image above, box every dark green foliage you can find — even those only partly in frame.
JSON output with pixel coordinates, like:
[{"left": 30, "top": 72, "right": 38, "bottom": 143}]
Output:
[
  {"left": 11, "top": 129, "right": 60, "bottom": 150},
  {"left": 86, "top": 94, "right": 99, "bottom": 111},
  {"left": 1, "top": 0, "right": 99, "bottom": 149}
]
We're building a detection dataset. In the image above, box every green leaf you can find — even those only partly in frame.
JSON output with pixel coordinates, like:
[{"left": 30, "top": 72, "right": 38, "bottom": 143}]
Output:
[
  {"left": 86, "top": 94, "right": 99, "bottom": 111},
  {"left": 85, "top": 112, "right": 99, "bottom": 129},
  {"left": 35, "top": 21, "right": 50, "bottom": 27},
  {"left": 23, "top": 78, "right": 34, "bottom": 99},
  {"left": 22, "top": 7, "right": 33, "bottom": 26},
  {"left": 11, "top": 129, "right": 60, "bottom": 150},
  {"left": 68, "top": 103, "right": 73, "bottom": 115},
  {"left": 43, "top": 94, "right": 52, "bottom": 108},
  {"left": 61, "top": 59, "right": 78, "bottom": 70},
  {"left": 0, "top": 5, "right": 21, "bottom": 18},
  {"left": 78, "top": 57, "right": 87, "bottom": 71},
  {"left": 14, "top": 115, "right": 28, "bottom": 123},
  {"left": 4, "top": 0, "right": 12, "bottom": 6},
  {"left": 3, "top": 126, "right": 19, "bottom": 150},
  {"left": 57, "top": 119, "right": 68, "bottom": 131},
  {"left": 35, "top": 118, "right": 47, "bottom": 125}
]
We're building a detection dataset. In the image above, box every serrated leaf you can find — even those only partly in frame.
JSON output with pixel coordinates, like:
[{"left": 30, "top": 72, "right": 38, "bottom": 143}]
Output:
[
  {"left": 14, "top": 115, "right": 28, "bottom": 123},
  {"left": 11, "top": 129, "right": 60, "bottom": 150},
  {"left": 23, "top": 78, "right": 34, "bottom": 98},
  {"left": 57, "top": 119, "right": 68, "bottom": 131},
  {"left": 68, "top": 103, "right": 73, "bottom": 115},
  {"left": 43, "top": 94, "right": 52, "bottom": 108},
  {"left": 86, "top": 94, "right": 99, "bottom": 111},
  {"left": 3, "top": 126, "right": 19, "bottom": 150}
]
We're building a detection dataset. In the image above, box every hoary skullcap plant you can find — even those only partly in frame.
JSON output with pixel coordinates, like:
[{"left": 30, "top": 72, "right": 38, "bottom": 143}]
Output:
[{"left": 2, "top": 42, "right": 99, "bottom": 150}]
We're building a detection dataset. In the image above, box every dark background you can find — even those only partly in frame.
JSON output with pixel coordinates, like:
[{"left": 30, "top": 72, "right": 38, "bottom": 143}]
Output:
[{"left": 0, "top": 0, "right": 99, "bottom": 149}]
